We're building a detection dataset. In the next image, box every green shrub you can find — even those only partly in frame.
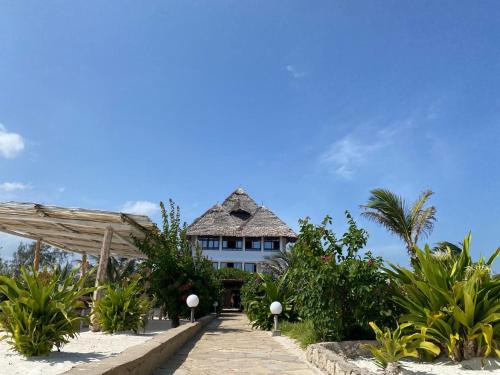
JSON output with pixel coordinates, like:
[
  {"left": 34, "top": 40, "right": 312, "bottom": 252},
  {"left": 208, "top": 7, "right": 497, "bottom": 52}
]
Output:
[
  {"left": 92, "top": 278, "right": 151, "bottom": 333},
  {"left": 289, "top": 213, "right": 400, "bottom": 341},
  {"left": 242, "top": 272, "right": 295, "bottom": 330},
  {"left": 363, "top": 322, "right": 440, "bottom": 369},
  {"left": 281, "top": 320, "right": 318, "bottom": 348},
  {"left": 136, "top": 200, "right": 220, "bottom": 327},
  {"left": 0, "top": 267, "right": 94, "bottom": 357},
  {"left": 386, "top": 234, "right": 500, "bottom": 361}
]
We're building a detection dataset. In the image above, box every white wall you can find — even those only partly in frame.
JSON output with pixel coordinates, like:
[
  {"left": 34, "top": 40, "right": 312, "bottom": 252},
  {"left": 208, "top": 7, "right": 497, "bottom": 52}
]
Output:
[{"left": 191, "top": 235, "right": 283, "bottom": 270}]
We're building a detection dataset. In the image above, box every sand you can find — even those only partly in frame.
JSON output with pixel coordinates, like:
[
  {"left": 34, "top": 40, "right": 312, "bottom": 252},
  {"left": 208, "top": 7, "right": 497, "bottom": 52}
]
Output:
[
  {"left": 0, "top": 320, "right": 173, "bottom": 375},
  {"left": 353, "top": 356, "right": 500, "bottom": 375}
]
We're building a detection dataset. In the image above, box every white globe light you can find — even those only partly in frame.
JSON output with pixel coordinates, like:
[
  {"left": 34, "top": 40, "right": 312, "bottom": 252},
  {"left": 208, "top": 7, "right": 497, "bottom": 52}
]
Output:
[
  {"left": 270, "top": 301, "right": 283, "bottom": 315},
  {"left": 186, "top": 294, "right": 199, "bottom": 308},
  {"left": 213, "top": 301, "right": 219, "bottom": 307}
]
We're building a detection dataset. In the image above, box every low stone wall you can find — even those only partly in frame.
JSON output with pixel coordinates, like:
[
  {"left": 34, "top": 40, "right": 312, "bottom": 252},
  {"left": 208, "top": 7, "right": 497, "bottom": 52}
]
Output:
[
  {"left": 64, "top": 314, "right": 216, "bottom": 375},
  {"left": 306, "top": 340, "right": 378, "bottom": 375}
]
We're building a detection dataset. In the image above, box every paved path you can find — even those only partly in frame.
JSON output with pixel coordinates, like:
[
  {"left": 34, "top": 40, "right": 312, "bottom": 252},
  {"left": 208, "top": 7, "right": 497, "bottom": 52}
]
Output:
[{"left": 154, "top": 313, "right": 318, "bottom": 375}]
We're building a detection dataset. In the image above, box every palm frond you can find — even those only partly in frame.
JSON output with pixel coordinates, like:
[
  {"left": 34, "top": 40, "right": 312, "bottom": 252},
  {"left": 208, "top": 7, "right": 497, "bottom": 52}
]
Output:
[
  {"left": 361, "top": 189, "right": 412, "bottom": 249},
  {"left": 361, "top": 188, "right": 437, "bottom": 257}
]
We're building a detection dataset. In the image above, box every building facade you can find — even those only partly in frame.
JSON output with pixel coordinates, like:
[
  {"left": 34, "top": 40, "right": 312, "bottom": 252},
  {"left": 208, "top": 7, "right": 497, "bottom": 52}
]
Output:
[{"left": 186, "top": 188, "right": 297, "bottom": 273}]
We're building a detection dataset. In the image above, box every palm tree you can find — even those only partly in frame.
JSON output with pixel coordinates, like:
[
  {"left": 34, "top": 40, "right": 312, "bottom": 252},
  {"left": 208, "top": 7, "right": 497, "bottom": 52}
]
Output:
[
  {"left": 261, "top": 248, "right": 298, "bottom": 277},
  {"left": 360, "top": 188, "right": 436, "bottom": 260},
  {"left": 432, "top": 241, "right": 462, "bottom": 256},
  {"left": 106, "top": 256, "right": 138, "bottom": 284}
]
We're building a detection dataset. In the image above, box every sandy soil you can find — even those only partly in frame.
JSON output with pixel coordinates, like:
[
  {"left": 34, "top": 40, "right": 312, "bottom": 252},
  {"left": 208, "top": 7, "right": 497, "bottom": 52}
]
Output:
[
  {"left": 353, "top": 356, "right": 500, "bottom": 375},
  {"left": 0, "top": 320, "right": 173, "bottom": 375}
]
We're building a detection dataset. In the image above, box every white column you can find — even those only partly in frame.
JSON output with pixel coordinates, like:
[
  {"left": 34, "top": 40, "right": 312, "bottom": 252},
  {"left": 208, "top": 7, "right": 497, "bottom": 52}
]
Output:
[
  {"left": 242, "top": 236, "right": 246, "bottom": 252},
  {"left": 261, "top": 236, "right": 264, "bottom": 253},
  {"left": 219, "top": 236, "right": 223, "bottom": 252}
]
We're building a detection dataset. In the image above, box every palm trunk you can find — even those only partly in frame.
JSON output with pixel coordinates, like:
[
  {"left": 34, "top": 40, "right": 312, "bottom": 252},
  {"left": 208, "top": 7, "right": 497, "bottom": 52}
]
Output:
[
  {"left": 407, "top": 243, "right": 419, "bottom": 268},
  {"left": 385, "top": 362, "right": 402, "bottom": 375},
  {"left": 463, "top": 339, "right": 476, "bottom": 360},
  {"left": 451, "top": 342, "right": 463, "bottom": 362}
]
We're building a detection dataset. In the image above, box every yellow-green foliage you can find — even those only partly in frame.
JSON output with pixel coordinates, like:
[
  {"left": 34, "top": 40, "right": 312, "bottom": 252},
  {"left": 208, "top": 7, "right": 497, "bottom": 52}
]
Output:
[
  {"left": 0, "top": 267, "right": 94, "bottom": 357},
  {"left": 92, "top": 278, "right": 151, "bottom": 334},
  {"left": 386, "top": 234, "right": 500, "bottom": 361},
  {"left": 363, "top": 322, "right": 440, "bottom": 368}
]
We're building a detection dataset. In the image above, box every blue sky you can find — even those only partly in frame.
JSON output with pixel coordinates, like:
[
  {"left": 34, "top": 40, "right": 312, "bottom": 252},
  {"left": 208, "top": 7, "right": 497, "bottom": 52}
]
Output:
[{"left": 0, "top": 1, "right": 499, "bottom": 271}]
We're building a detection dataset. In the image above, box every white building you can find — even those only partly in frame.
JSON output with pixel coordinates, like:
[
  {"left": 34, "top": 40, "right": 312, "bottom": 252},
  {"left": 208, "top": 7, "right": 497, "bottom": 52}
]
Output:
[{"left": 186, "top": 188, "right": 297, "bottom": 273}]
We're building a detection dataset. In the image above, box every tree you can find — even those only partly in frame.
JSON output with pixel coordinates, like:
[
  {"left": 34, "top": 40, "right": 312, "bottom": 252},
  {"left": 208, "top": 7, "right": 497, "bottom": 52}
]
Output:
[
  {"left": 9, "top": 242, "right": 70, "bottom": 277},
  {"left": 106, "top": 256, "right": 138, "bottom": 284},
  {"left": 0, "top": 256, "right": 9, "bottom": 275},
  {"left": 432, "top": 241, "right": 462, "bottom": 256},
  {"left": 136, "top": 200, "right": 219, "bottom": 327},
  {"left": 360, "top": 188, "right": 436, "bottom": 261},
  {"left": 286, "top": 211, "right": 399, "bottom": 341},
  {"left": 261, "top": 248, "right": 298, "bottom": 277}
]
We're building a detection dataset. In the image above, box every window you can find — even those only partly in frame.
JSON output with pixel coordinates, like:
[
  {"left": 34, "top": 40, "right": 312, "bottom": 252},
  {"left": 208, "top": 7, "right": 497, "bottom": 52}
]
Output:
[
  {"left": 244, "top": 263, "right": 257, "bottom": 273},
  {"left": 212, "top": 262, "right": 219, "bottom": 270},
  {"left": 245, "top": 237, "right": 261, "bottom": 251},
  {"left": 230, "top": 209, "right": 251, "bottom": 221},
  {"left": 220, "top": 262, "right": 242, "bottom": 270},
  {"left": 199, "top": 236, "right": 219, "bottom": 250},
  {"left": 222, "top": 237, "right": 243, "bottom": 250},
  {"left": 264, "top": 237, "right": 280, "bottom": 251}
]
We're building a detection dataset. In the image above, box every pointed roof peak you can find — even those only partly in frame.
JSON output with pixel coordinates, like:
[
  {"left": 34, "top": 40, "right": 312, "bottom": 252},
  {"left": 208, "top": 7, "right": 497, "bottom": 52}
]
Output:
[{"left": 186, "top": 188, "right": 297, "bottom": 238}]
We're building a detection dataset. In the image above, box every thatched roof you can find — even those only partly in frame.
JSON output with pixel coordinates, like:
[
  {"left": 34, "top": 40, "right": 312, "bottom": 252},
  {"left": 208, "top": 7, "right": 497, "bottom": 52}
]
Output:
[
  {"left": 0, "top": 202, "right": 155, "bottom": 258},
  {"left": 186, "top": 188, "right": 297, "bottom": 238}
]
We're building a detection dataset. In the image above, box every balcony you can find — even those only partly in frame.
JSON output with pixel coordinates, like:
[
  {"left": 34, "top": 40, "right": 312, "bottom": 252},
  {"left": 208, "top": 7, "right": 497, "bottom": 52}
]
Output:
[{"left": 222, "top": 237, "right": 243, "bottom": 251}]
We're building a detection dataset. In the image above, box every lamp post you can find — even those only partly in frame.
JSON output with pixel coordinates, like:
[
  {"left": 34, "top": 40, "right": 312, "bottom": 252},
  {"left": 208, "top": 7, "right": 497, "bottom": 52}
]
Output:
[
  {"left": 186, "top": 294, "right": 199, "bottom": 323},
  {"left": 270, "top": 301, "right": 282, "bottom": 336},
  {"left": 213, "top": 301, "right": 219, "bottom": 315}
]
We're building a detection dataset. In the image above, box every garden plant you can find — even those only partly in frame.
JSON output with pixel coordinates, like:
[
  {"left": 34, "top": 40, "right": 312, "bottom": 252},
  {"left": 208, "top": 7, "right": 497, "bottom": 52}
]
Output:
[
  {"left": 385, "top": 234, "right": 500, "bottom": 362},
  {"left": 242, "top": 271, "right": 295, "bottom": 330},
  {"left": 363, "top": 322, "right": 440, "bottom": 374},
  {"left": 242, "top": 211, "right": 400, "bottom": 342},
  {"left": 92, "top": 277, "right": 151, "bottom": 333},
  {"left": 137, "top": 200, "right": 219, "bottom": 327},
  {"left": 0, "top": 266, "right": 94, "bottom": 357}
]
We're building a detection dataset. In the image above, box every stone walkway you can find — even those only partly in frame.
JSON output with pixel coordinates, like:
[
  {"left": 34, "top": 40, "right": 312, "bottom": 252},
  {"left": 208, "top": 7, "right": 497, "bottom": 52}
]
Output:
[{"left": 154, "top": 313, "right": 318, "bottom": 375}]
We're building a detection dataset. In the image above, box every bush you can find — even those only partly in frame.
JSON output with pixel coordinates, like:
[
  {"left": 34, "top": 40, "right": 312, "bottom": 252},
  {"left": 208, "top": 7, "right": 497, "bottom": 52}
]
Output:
[
  {"left": 92, "top": 278, "right": 151, "bottom": 333},
  {"left": 242, "top": 272, "right": 295, "bottom": 330},
  {"left": 0, "top": 267, "right": 94, "bottom": 357},
  {"left": 289, "top": 213, "right": 399, "bottom": 342},
  {"left": 281, "top": 320, "right": 318, "bottom": 348},
  {"left": 137, "top": 200, "right": 220, "bottom": 327},
  {"left": 216, "top": 267, "right": 252, "bottom": 281},
  {"left": 386, "top": 234, "right": 500, "bottom": 361}
]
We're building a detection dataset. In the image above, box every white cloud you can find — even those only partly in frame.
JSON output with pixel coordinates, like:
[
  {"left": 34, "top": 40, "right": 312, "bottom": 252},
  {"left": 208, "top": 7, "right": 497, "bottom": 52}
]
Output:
[
  {"left": 0, "top": 125, "right": 25, "bottom": 159},
  {"left": 320, "top": 119, "right": 415, "bottom": 179},
  {"left": 0, "top": 182, "right": 29, "bottom": 192},
  {"left": 120, "top": 200, "right": 158, "bottom": 216},
  {"left": 57, "top": 186, "right": 66, "bottom": 193},
  {"left": 286, "top": 65, "right": 306, "bottom": 79},
  {"left": 321, "top": 137, "right": 371, "bottom": 179}
]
